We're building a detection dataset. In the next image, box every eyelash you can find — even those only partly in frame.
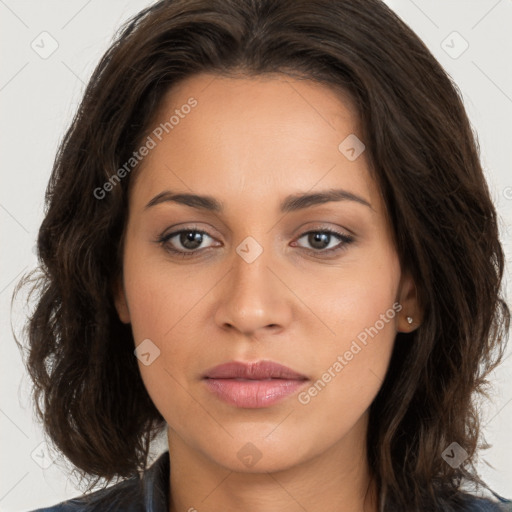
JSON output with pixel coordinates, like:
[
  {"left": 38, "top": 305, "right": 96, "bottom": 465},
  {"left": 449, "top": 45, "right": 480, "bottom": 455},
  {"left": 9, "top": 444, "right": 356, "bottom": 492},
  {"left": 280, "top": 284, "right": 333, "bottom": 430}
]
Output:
[{"left": 156, "top": 225, "right": 355, "bottom": 259}]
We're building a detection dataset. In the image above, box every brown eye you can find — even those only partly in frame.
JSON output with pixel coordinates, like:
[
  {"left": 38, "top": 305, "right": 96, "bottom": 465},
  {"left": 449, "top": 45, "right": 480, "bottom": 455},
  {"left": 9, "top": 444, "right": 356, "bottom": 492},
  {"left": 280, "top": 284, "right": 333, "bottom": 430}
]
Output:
[
  {"left": 157, "top": 227, "right": 354, "bottom": 259},
  {"left": 159, "top": 229, "right": 216, "bottom": 256},
  {"left": 294, "top": 229, "right": 354, "bottom": 255}
]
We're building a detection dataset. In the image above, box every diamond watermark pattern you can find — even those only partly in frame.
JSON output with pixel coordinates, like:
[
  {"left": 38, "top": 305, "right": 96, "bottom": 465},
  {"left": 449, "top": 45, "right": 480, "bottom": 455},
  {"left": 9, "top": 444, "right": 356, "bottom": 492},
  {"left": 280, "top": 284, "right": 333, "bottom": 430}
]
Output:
[
  {"left": 237, "top": 442, "right": 263, "bottom": 468},
  {"left": 441, "top": 31, "right": 469, "bottom": 59},
  {"left": 441, "top": 441, "right": 468, "bottom": 468},
  {"left": 30, "top": 31, "right": 59, "bottom": 59},
  {"left": 31, "top": 441, "right": 57, "bottom": 469},
  {"left": 134, "top": 338, "right": 161, "bottom": 366},
  {"left": 236, "top": 236, "right": 263, "bottom": 264},
  {"left": 338, "top": 134, "right": 366, "bottom": 161}
]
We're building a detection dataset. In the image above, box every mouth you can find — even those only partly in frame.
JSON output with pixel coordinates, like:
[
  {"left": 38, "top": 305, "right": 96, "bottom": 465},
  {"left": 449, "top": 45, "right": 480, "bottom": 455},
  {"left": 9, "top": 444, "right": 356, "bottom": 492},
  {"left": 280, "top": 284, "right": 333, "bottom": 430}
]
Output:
[{"left": 202, "top": 360, "right": 309, "bottom": 408}]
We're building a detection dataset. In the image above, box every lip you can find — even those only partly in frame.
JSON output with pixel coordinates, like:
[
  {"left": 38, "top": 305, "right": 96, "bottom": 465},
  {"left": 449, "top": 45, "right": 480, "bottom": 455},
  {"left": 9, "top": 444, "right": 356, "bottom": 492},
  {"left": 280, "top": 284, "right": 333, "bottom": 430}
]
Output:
[
  {"left": 203, "top": 360, "right": 308, "bottom": 380},
  {"left": 203, "top": 360, "right": 309, "bottom": 408}
]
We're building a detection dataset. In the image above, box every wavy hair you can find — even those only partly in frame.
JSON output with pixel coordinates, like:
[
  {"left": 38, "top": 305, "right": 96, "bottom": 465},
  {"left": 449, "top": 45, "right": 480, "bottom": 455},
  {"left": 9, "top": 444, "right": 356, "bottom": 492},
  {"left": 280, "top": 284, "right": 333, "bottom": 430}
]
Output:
[{"left": 14, "top": 0, "right": 509, "bottom": 510}]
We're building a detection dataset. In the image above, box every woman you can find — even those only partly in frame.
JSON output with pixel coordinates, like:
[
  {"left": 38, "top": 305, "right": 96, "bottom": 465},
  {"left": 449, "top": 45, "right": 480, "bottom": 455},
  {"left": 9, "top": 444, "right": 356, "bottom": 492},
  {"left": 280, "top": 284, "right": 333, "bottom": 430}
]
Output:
[{"left": 15, "top": 0, "right": 511, "bottom": 510}]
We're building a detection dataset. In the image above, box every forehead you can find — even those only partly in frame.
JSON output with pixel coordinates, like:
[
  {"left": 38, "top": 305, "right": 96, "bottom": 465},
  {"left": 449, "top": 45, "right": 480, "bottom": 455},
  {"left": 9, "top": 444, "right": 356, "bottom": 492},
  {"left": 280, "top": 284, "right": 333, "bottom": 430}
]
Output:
[
  {"left": 155, "top": 73, "right": 361, "bottom": 154},
  {"left": 129, "top": 72, "right": 380, "bottom": 215}
]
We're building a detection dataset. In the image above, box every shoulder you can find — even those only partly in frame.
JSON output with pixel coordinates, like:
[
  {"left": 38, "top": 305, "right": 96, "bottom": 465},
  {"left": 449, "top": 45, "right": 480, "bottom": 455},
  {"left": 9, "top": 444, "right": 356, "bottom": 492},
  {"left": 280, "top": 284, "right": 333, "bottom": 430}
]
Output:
[
  {"left": 457, "top": 492, "right": 512, "bottom": 512},
  {"left": 27, "top": 451, "right": 170, "bottom": 512},
  {"left": 27, "top": 477, "right": 144, "bottom": 512}
]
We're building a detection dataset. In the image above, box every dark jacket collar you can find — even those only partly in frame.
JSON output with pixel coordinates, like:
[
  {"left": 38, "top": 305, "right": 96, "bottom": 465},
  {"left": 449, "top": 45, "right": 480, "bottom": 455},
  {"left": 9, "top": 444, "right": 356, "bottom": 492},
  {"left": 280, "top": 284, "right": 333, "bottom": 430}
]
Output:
[
  {"left": 142, "top": 450, "right": 170, "bottom": 512},
  {"left": 31, "top": 449, "right": 511, "bottom": 512}
]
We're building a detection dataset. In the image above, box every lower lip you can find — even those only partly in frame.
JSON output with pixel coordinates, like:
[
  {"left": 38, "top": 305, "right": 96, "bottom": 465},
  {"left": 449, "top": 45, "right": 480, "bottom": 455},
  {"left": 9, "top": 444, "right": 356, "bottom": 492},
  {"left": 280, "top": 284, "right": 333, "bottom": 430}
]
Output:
[{"left": 203, "top": 378, "right": 308, "bottom": 408}]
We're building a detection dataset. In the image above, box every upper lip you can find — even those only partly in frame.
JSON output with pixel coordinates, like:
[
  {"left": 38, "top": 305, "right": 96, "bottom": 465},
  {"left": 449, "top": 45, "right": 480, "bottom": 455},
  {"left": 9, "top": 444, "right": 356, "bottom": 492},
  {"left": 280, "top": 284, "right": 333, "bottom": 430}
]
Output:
[{"left": 203, "top": 360, "right": 309, "bottom": 380}]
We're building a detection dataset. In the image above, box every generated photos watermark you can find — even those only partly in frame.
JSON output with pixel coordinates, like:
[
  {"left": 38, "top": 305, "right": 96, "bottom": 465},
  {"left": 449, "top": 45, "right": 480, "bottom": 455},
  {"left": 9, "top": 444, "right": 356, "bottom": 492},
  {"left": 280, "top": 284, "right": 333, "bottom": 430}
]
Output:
[
  {"left": 298, "top": 301, "right": 403, "bottom": 405},
  {"left": 93, "top": 97, "right": 198, "bottom": 200}
]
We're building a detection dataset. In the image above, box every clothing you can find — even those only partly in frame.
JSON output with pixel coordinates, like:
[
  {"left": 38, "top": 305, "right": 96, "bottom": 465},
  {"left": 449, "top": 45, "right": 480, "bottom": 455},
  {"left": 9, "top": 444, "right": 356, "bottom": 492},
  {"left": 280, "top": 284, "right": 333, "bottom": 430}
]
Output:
[{"left": 29, "top": 450, "right": 511, "bottom": 512}]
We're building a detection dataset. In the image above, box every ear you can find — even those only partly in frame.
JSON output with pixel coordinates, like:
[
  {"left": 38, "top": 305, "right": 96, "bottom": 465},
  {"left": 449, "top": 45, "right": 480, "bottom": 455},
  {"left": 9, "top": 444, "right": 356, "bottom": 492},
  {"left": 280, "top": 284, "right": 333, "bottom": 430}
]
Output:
[
  {"left": 112, "top": 276, "right": 131, "bottom": 324},
  {"left": 396, "top": 271, "right": 422, "bottom": 333}
]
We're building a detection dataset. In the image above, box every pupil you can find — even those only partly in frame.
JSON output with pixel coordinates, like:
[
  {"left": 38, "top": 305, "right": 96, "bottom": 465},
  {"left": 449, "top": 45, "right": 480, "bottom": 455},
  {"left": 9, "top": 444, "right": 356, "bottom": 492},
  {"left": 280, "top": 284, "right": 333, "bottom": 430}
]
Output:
[
  {"left": 181, "top": 231, "right": 202, "bottom": 249},
  {"left": 310, "top": 232, "right": 329, "bottom": 249}
]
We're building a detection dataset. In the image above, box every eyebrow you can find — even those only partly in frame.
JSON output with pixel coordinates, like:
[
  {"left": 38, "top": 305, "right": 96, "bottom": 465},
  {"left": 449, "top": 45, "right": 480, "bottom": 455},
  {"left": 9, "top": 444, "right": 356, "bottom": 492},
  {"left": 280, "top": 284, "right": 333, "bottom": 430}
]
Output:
[{"left": 144, "top": 188, "right": 373, "bottom": 213}]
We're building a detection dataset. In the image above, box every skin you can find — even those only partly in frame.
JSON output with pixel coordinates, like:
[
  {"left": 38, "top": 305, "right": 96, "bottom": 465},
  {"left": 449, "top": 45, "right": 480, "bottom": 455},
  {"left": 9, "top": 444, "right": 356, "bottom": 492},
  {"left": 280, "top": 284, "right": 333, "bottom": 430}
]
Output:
[{"left": 114, "top": 72, "right": 422, "bottom": 512}]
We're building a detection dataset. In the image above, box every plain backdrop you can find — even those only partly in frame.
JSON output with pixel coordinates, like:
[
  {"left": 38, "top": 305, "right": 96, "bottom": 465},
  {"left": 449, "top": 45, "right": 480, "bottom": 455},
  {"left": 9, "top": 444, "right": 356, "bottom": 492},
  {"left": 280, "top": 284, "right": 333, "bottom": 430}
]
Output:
[{"left": 1, "top": 1, "right": 511, "bottom": 510}]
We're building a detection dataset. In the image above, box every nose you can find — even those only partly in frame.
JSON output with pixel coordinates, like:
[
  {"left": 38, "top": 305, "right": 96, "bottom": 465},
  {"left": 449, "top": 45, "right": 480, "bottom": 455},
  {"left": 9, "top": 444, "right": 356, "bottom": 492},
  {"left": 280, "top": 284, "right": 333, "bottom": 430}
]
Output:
[{"left": 213, "top": 239, "right": 293, "bottom": 337}]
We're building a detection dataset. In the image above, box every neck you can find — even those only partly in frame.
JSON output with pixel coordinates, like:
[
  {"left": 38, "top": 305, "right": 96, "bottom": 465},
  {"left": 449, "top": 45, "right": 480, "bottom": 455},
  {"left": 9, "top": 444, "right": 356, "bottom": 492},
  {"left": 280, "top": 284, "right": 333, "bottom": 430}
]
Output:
[{"left": 167, "top": 415, "right": 378, "bottom": 512}]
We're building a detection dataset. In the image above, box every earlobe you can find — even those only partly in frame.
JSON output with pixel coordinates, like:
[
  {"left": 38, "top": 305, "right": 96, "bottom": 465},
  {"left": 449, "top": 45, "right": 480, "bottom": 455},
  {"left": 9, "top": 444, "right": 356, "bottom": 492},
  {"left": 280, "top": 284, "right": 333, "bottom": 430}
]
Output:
[
  {"left": 396, "top": 271, "right": 422, "bottom": 333},
  {"left": 112, "top": 277, "right": 131, "bottom": 324}
]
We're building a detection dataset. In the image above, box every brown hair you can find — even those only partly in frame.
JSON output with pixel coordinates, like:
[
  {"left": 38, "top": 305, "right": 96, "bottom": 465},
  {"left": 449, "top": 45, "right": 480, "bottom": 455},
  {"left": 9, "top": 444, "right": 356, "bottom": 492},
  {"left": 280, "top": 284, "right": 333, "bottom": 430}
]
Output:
[{"left": 14, "top": 0, "right": 509, "bottom": 510}]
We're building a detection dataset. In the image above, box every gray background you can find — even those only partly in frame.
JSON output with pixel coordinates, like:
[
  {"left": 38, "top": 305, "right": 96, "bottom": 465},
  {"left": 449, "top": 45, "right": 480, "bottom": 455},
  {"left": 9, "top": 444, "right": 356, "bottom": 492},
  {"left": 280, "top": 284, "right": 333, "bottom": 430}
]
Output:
[{"left": 1, "top": 1, "right": 511, "bottom": 510}]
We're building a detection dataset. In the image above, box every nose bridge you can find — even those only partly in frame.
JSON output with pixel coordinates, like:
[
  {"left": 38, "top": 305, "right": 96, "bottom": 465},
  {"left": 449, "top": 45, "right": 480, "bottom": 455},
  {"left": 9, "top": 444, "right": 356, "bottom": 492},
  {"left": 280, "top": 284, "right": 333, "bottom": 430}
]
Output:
[
  {"left": 214, "top": 231, "right": 291, "bottom": 334},
  {"left": 231, "top": 232, "right": 275, "bottom": 307}
]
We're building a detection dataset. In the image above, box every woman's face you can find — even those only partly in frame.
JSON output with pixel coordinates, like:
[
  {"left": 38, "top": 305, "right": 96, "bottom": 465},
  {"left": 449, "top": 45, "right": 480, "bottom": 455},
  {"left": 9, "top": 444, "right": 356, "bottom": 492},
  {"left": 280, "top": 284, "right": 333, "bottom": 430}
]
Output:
[{"left": 114, "top": 72, "right": 419, "bottom": 473}]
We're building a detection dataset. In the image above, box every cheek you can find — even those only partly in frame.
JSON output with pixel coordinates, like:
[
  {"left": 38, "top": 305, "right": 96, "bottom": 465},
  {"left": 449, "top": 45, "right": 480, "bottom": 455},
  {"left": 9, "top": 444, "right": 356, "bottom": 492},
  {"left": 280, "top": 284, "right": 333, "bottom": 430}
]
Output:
[
  {"left": 315, "top": 244, "right": 401, "bottom": 351},
  {"left": 120, "top": 246, "right": 214, "bottom": 417},
  {"left": 123, "top": 271, "right": 203, "bottom": 432},
  {"left": 305, "top": 318, "right": 397, "bottom": 406},
  {"left": 121, "top": 238, "right": 212, "bottom": 344},
  {"left": 298, "top": 245, "right": 400, "bottom": 409},
  {"left": 295, "top": 289, "right": 399, "bottom": 451}
]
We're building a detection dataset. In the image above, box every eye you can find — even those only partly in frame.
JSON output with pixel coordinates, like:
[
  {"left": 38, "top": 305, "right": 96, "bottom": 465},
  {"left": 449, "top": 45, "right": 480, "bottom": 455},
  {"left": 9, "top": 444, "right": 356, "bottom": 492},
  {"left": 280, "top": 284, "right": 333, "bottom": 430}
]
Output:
[
  {"left": 157, "top": 226, "right": 354, "bottom": 258},
  {"left": 157, "top": 227, "right": 217, "bottom": 257},
  {"left": 293, "top": 228, "right": 354, "bottom": 256}
]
